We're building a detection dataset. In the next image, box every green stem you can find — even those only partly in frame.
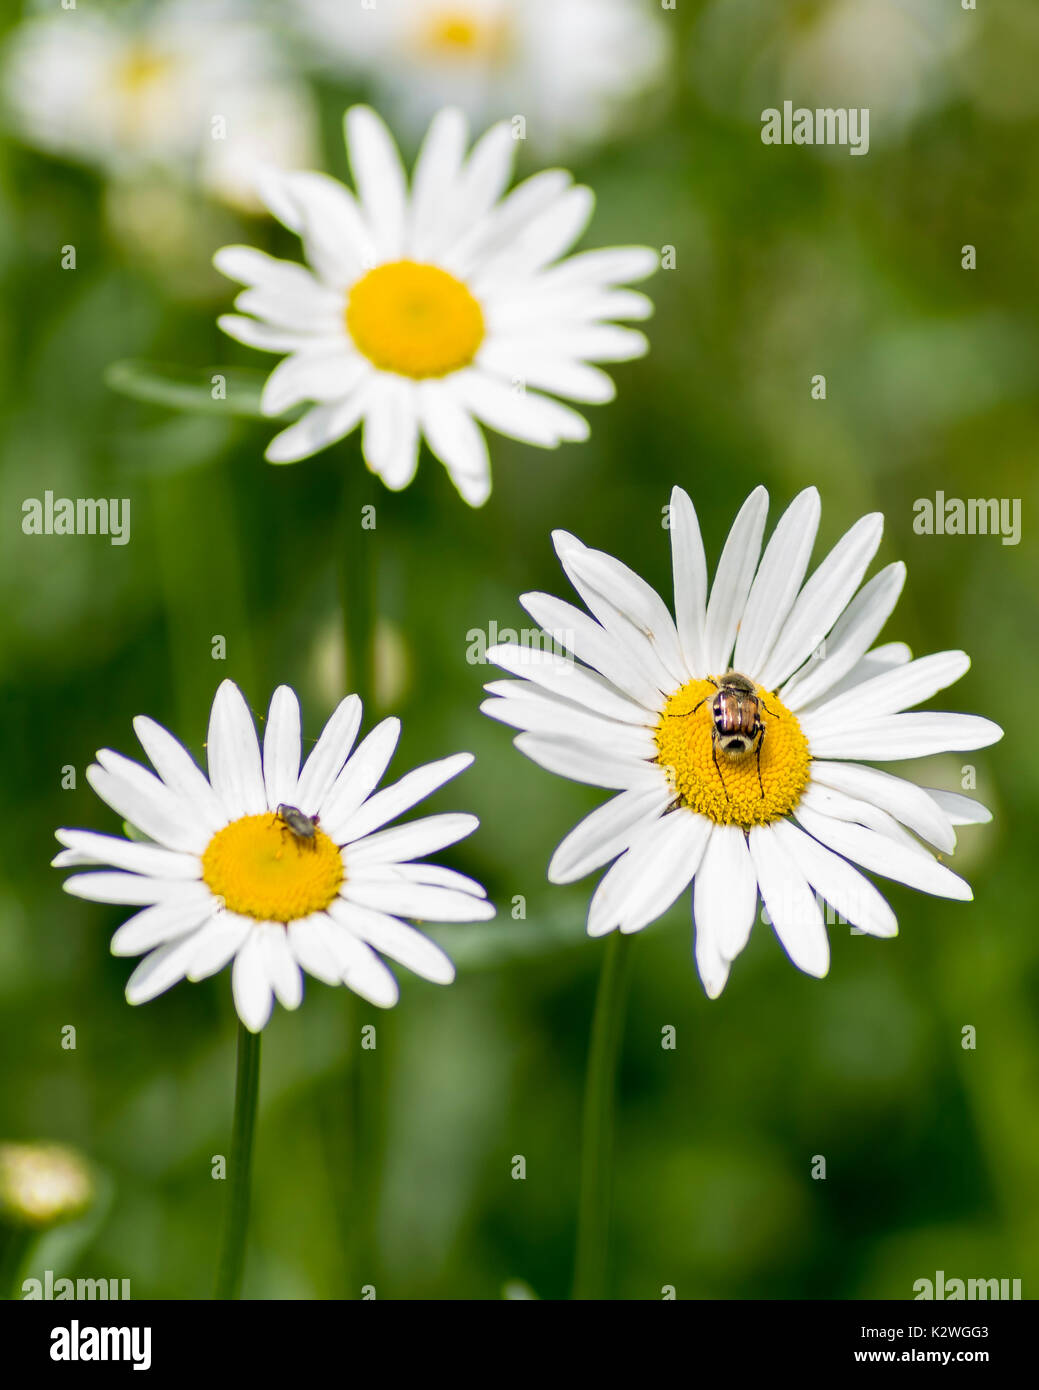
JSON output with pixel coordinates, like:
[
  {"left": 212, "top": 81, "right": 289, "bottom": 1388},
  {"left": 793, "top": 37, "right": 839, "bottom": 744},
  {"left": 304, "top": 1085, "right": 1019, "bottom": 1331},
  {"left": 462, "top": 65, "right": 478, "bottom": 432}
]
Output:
[
  {"left": 214, "top": 1023, "right": 262, "bottom": 1300},
  {"left": 340, "top": 459, "right": 377, "bottom": 705},
  {"left": 0, "top": 1226, "right": 33, "bottom": 1300},
  {"left": 573, "top": 933, "right": 635, "bottom": 1300}
]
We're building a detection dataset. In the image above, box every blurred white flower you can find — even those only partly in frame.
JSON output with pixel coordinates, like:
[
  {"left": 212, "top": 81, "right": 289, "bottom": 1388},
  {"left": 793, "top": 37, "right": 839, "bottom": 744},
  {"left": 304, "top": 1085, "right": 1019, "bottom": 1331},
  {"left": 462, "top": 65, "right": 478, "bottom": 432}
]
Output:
[
  {"left": 294, "top": 0, "right": 668, "bottom": 154},
  {"left": 693, "top": 0, "right": 970, "bottom": 144},
  {"left": 2, "top": 0, "right": 317, "bottom": 212}
]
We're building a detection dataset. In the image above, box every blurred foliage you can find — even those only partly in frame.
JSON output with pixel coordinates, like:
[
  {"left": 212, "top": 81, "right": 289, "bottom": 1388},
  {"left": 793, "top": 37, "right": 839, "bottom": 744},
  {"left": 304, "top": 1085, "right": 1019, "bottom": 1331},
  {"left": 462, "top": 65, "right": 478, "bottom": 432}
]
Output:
[{"left": 1, "top": 0, "right": 1037, "bottom": 1301}]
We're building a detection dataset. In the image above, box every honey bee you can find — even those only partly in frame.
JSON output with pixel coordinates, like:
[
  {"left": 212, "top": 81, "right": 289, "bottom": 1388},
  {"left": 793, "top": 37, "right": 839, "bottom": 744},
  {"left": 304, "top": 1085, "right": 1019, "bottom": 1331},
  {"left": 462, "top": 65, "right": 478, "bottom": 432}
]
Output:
[
  {"left": 680, "top": 671, "right": 776, "bottom": 800},
  {"left": 276, "top": 804, "right": 320, "bottom": 849}
]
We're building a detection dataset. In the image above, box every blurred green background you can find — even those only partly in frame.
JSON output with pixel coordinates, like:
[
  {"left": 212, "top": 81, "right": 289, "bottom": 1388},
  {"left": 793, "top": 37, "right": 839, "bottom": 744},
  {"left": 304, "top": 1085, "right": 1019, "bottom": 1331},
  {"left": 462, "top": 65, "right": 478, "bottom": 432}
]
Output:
[{"left": 1, "top": 0, "right": 1037, "bottom": 1299}]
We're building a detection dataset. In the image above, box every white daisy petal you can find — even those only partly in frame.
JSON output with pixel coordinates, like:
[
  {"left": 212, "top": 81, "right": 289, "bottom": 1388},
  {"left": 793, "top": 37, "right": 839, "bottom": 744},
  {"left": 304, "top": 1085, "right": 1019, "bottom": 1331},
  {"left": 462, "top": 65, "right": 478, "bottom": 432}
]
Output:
[
  {"left": 361, "top": 377, "right": 420, "bottom": 490},
  {"left": 232, "top": 932, "right": 275, "bottom": 1032},
  {"left": 807, "top": 712, "right": 1003, "bottom": 761},
  {"left": 296, "top": 694, "right": 364, "bottom": 813},
  {"left": 693, "top": 822, "right": 758, "bottom": 964},
  {"left": 562, "top": 545, "right": 688, "bottom": 687},
  {"left": 416, "top": 381, "right": 492, "bottom": 506},
  {"left": 756, "top": 512, "right": 884, "bottom": 690},
  {"left": 343, "top": 813, "right": 480, "bottom": 867},
  {"left": 64, "top": 872, "right": 190, "bottom": 907},
  {"left": 333, "top": 753, "right": 474, "bottom": 845},
  {"left": 408, "top": 105, "right": 469, "bottom": 259},
  {"left": 317, "top": 716, "right": 402, "bottom": 834},
  {"left": 481, "top": 694, "right": 656, "bottom": 759},
  {"left": 321, "top": 918, "right": 400, "bottom": 1007},
  {"left": 259, "top": 922, "right": 304, "bottom": 1010},
  {"left": 518, "top": 592, "right": 664, "bottom": 710},
  {"left": 487, "top": 643, "right": 649, "bottom": 724},
  {"left": 513, "top": 733, "right": 661, "bottom": 791},
  {"left": 260, "top": 352, "right": 368, "bottom": 417},
  {"left": 53, "top": 829, "right": 199, "bottom": 880},
  {"left": 345, "top": 105, "right": 408, "bottom": 257},
  {"left": 450, "top": 371, "right": 590, "bottom": 447},
  {"left": 184, "top": 915, "right": 253, "bottom": 982},
  {"left": 748, "top": 824, "right": 830, "bottom": 979},
  {"left": 780, "top": 563, "right": 907, "bottom": 709},
  {"left": 669, "top": 486, "right": 709, "bottom": 679},
  {"left": 342, "top": 879, "right": 495, "bottom": 923},
  {"left": 703, "top": 487, "right": 769, "bottom": 673},
  {"left": 802, "top": 651, "right": 972, "bottom": 736},
  {"left": 132, "top": 716, "right": 226, "bottom": 833},
  {"left": 328, "top": 900, "right": 456, "bottom": 984},
  {"left": 287, "top": 915, "right": 344, "bottom": 986},
  {"left": 926, "top": 789, "right": 993, "bottom": 825},
  {"left": 548, "top": 785, "right": 673, "bottom": 884},
  {"left": 262, "top": 685, "right": 302, "bottom": 811},
  {"left": 734, "top": 487, "right": 821, "bottom": 676},
  {"left": 207, "top": 680, "right": 267, "bottom": 819},
  {"left": 125, "top": 935, "right": 207, "bottom": 1006},
  {"left": 264, "top": 390, "right": 372, "bottom": 465},
  {"left": 693, "top": 900, "right": 732, "bottom": 1001},
  {"left": 87, "top": 758, "right": 205, "bottom": 854},
  {"left": 110, "top": 889, "right": 217, "bottom": 957},
  {"left": 810, "top": 760, "right": 957, "bottom": 853},
  {"left": 587, "top": 810, "right": 711, "bottom": 936},
  {"left": 771, "top": 818, "right": 898, "bottom": 938},
  {"left": 794, "top": 804, "right": 973, "bottom": 901}
]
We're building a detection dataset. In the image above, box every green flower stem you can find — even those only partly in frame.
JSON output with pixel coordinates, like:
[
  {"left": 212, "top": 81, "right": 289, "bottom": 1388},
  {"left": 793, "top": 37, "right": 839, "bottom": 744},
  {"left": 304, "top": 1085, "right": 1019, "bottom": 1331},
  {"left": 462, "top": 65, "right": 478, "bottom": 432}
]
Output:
[
  {"left": 214, "top": 1022, "right": 262, "bottom": 1300},
  {"left": 573, "top": 932, "right": 635, "bottom": 1300},
  {"left": 340, "top": 460, "right": 378, "bottom": 705},
  {"left": 0, "top": 1226, "right": 33, "bottom": 1300}
]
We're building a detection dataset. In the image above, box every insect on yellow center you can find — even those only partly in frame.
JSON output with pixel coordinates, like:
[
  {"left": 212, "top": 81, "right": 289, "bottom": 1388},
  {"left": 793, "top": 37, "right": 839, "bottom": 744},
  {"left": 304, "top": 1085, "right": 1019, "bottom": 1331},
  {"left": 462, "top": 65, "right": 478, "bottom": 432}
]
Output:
[
  {"left": 345, "top": 260, "right": 485, "bottom": 380},
  {"left": 201, "top": 813, "right": 343, "bottom": 924},
  {"left": 654, "top": 676, "right": 811, "bottom": 829}
]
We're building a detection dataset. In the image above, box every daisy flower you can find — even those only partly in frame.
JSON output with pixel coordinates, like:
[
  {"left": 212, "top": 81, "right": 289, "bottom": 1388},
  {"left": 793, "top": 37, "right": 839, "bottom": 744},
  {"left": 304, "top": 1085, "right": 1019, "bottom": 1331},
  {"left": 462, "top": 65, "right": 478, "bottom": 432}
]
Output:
[
  {"left": 2, "top": 0, "right": 317, "bottom": 213},
  {"left": 482, "top": 487, "right": 1003, "bottom": 997},
  {"left": 293, "top": 0, "right": 667, "bottom": 155},
  {"left": 213, "top": 104, "right": 658, "bottom": 504},
  {"left": 53, "top": 680, "right": 494, "bottom": 1032}
]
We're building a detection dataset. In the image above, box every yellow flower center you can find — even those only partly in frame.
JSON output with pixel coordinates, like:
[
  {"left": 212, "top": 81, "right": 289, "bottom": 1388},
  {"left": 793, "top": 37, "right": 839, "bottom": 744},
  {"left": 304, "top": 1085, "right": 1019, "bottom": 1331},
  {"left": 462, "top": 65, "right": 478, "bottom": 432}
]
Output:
[
  {"left": 345, "top": 261, "right": 485, "bottom": 379},
  {"left": 420, "top": 9, "right": 510, "bottom": 60},
  {"left": 117, "top": 45, "right": 173, "bottom": 95},
  {"left": 654, "top": 675, "right": 811, "bottom": 829},
  {"left": 201, "top": 813, "right": 344, "bottom": 923}
]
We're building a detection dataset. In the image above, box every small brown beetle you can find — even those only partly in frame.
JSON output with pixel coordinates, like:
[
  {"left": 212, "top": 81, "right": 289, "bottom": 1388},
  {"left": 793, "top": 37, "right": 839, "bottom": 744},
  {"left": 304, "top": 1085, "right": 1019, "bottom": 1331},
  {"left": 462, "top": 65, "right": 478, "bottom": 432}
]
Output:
[{"left": 681, "top": 670, "right": 776, "bottom": 801}]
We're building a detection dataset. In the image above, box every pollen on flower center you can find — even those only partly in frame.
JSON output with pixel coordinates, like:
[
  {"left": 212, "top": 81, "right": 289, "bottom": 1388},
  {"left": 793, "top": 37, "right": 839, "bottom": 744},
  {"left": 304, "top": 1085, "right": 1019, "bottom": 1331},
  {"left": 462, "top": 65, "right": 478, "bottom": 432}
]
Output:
[
  {"left": 345, "top": 260, "right": 485, "bottom": 379},
  {"left": 201, "top": 813, "right": 343, "bottom": 923},
  {"left": 654, "top": 676, "right": 811, "bottom": 829}
]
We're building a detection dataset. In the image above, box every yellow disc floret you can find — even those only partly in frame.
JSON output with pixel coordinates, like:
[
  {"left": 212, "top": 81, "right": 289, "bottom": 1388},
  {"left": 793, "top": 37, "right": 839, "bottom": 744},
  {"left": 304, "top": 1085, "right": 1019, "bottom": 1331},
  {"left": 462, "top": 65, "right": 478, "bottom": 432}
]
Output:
[
  {"left": 420, "top": 9, "right": 510, "bottom": 60},
  {"left": 654, "top": 676, "right": 811, "bottom": 829},
  {"left": 201, "top": 813, "right": 343, "bottom": 923},
  {"left": 345, "top": 261, "right": 485, "bottom": 379}
]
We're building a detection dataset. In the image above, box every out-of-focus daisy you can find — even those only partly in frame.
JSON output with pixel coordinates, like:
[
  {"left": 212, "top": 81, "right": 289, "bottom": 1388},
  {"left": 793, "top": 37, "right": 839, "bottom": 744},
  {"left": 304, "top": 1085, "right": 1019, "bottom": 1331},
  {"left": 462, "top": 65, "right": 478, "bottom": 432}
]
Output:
[
  {"left": 293, "top": 0, "right": 667, "bottom": 154},
  {"left": 215, "top": 104, "right": 657, "bottom": 504},
  {"left": 54, "top": 680, "right": 493, "bottom": 1032},
  {"left": 2, "top": 0, "right": 316, "bottom": 212},
  {"left": 0, "top": 1143, "right": 94, "bottom": 1230},
  {"left": 693, "top": 0, "right": 969, "bottom": 145},
  {"left": 483, "top": 487, "right": 1002, "bottom": 997}
]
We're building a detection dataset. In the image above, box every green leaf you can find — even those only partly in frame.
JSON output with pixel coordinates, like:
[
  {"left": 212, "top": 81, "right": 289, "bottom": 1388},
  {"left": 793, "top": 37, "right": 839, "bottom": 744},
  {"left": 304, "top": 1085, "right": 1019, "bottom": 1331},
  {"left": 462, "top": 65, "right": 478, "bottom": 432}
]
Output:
[{"left": 105, "top": 359, "right": 283, "bottom": 420}]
